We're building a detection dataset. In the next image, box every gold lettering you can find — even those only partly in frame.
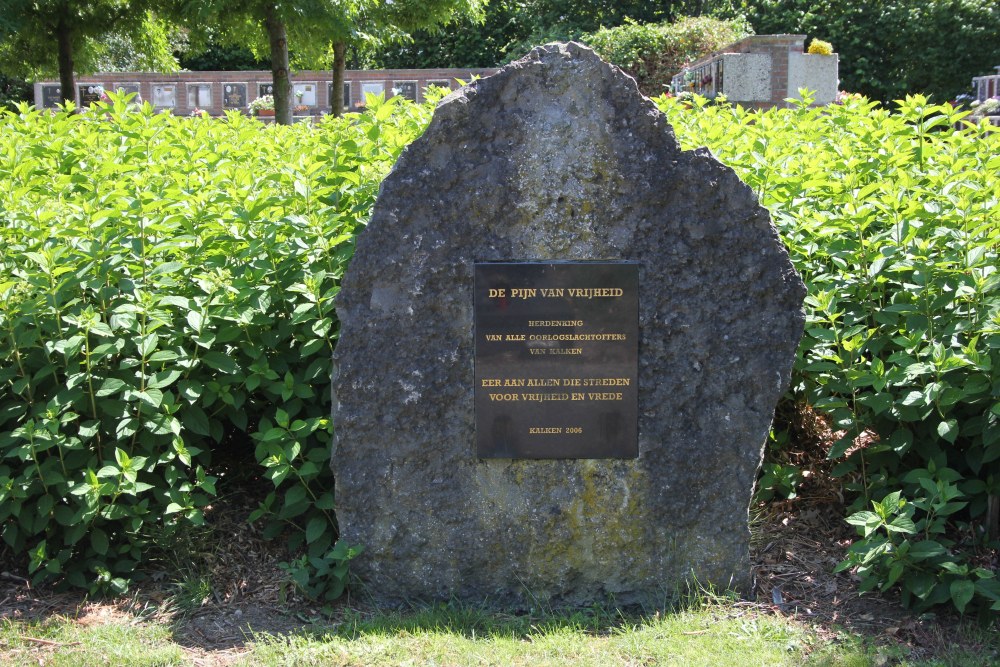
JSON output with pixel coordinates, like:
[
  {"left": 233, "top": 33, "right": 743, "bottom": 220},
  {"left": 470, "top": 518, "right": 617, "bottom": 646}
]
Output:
[
  {"left": 520, "top": 393, "right": 571, "bottom": 401},
  {"left": 527, "top": 320, "right": 583, "bottom": 327},
  {"left": 566, "top": 287, "right": 625, "bottom": 298},
  {"left": 526, "top": 378, "right": 560, "bottom": 387}
]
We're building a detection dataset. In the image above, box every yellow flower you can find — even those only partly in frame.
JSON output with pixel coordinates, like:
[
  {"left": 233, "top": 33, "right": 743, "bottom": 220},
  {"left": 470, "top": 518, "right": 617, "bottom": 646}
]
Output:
[{"left": 808, "top": 39, "right": 834, "bottom": 55}]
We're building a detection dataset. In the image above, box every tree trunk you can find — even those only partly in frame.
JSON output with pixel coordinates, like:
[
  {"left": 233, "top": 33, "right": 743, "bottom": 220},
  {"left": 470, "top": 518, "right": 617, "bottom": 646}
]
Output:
[
  {"left": 263, "top": 6, "right": 292, "bottom": 125},
  {"left": 55, "top": 13, "right": 75, "bottom": 107},
  {"left": 331, "top": 41, "right": 346, "bottom": 118}
]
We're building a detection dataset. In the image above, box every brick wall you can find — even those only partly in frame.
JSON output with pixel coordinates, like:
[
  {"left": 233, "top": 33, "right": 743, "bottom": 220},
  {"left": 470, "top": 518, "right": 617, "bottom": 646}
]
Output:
[{"left": 34, "top": 68, "right": 499, "bottom": 116}]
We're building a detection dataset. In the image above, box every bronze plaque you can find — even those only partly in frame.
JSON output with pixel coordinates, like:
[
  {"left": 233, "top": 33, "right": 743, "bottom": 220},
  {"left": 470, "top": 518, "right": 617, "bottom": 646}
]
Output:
[{"left": 474, "top": 262, "right": 639, "bottom": 459}]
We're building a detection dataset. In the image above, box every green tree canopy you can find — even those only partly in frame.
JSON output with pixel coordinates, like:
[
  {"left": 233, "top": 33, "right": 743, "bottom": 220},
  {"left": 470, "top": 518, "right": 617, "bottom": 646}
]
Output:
[
  {"left": 372, "top": 0, "right": 746, "bottom": 68},
  {"left": 0, "top": 1, "right": 178, "bottom": 105},
  {"left": 582, "top": 16, "right": 752, "bottom": 96},
  {"left": 178, "top": 0, "right": 483, "bottom": 124},
  {"left": 747, "top": 0, "right": 1000, "bottom": 103}
]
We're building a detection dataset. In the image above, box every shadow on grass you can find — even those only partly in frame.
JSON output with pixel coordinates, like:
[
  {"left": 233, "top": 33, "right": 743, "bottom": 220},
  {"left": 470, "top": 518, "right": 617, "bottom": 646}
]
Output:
[{"left": 321, "top": 599, "right": 656, "bottom": 641}]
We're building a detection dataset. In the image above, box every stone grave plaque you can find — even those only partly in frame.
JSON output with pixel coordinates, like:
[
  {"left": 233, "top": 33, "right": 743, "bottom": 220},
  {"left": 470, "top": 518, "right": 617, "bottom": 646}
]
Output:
[
  {"left": 257, "top": 82, "right": 274, "bottom": 98},
  {"left": 393, "top": 81, "right": 417, "bottom": 102},
  {"left": 293, "top": 82, "right": 317, "bottom": 107},
  {"left": 328, "top": 82, "right": 351, "bottom": 111},
  {"left": 223, "top": 83, "right": 247, "bottom": 108},
  {"left": 110, "top": 83, "right": 140, "bottom": 101},
  {"left": 474, "top": 262, "right": 638, "bottom": 459},
  {"left": 78, "top": 84, "right": 103, "bottom": 106},
  {"left": 40, "top": 85, "right": 62, "bottom": 108},
  {"left": 151, "top": 84, "right": 176, "bottom": 108}
]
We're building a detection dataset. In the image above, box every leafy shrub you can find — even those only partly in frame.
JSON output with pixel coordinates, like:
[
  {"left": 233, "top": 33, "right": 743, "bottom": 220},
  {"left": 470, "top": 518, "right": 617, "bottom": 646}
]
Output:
[
  {"left": 658, "top": 93, "right": 999, "bottom": 616},
  {"left": 0, "top": 75, "right": 31, "bottom": 110},
  {"left": 0, "top": 93, "right": 429, "bottom": 595},
  {"left": 582, "top": 16, "right": 753, "bottom": 96}
]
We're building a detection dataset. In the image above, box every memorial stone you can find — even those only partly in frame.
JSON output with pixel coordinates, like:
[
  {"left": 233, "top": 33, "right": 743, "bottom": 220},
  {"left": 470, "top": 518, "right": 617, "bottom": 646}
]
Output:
[
  {"left": 78, "top": 84, "right": 103, "bottom": 107},
  {"left": 332, "top": 42, "right": 806, "bottom": 607},
  {"left": 223, "top": 83, "right": 247, "bottom": 109},
  {"left": 40, "top": 85, "right": 62, "bottom": 108}
]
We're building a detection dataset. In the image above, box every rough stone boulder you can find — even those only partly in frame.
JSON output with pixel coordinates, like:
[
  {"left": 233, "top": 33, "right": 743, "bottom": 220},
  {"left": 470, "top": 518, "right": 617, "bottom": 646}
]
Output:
[{"left": 332, "top": 42, "right": 806, "bottom": 608}]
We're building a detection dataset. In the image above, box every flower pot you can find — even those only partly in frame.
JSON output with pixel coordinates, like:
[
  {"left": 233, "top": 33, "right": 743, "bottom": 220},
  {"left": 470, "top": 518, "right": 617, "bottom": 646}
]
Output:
[{"left": 255, "top": 109, "right": 275, "bottom": 117}]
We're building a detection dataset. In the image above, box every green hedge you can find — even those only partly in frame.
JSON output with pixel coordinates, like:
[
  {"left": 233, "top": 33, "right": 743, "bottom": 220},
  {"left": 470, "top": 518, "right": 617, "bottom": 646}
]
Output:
[
  {"left": 658, "top": 93, "right": 999, "bottom": 616},
  {"left": 3, "top": 88, "right": 998, "bottom": 616},
  {"left": 0, "top": 94, "right": 429, "bottom": 596},
  {"left": 582, "top": 16, "right": 753, "bottom": 97}
]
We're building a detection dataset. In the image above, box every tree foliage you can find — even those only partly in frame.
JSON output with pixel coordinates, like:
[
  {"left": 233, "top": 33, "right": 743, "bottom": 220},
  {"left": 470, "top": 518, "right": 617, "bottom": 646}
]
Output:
[
  {"left": 0, "top": 1, "right": 178, "bottom": 104},
  {"left": 178, "top": 0, "right": 482, "bottom": 123},
  {"left": 318, "top": 0, "right": 486, "bottom": 117},
  {"left": 372, "top": 0, "right": 746, "bottom": 67},
  {"left": 747, "top": 0, "right": 1000, "bottom": 103},
  {"left": 582, "top": 16, "right": 752, "bottom": 96},
  {"left": 0, "top": 75, "right": 31, "bottom": 110},
  {"left": 178, "top": 42, "right": 269, "bottom": 72}
]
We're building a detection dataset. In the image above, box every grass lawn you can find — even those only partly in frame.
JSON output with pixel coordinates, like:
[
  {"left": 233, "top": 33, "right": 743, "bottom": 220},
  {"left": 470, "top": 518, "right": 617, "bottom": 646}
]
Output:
[
  {"left": 1, "top": 598, "right": 874, "bottom": 667},
  {"left": 6, "top": 591, "right": 997, "bottom": 667},
  {"left": 1, "top": 499, "right": 995, "bottom": 666}
]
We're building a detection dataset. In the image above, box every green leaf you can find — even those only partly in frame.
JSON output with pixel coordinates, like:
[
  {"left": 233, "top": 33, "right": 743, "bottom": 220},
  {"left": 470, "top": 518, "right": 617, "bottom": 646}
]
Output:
[
  {"left": 178, "top": 380, "right": 203, "bottom": 401},
  {"left": 201, "top": 351, "right": 238, "bottom": 375},
  {"left": 148, "top": 370, "right": 182, "bottom": 390},
  {"left": 305, "top": 516, "right": 327, "bottom": 544},
  {"left": 887, "top": 515, "right": 916, "bottom": 534},
  {"left": 96, "top": 378, "right": 127, "bottom": 397},
  {"left": 149, "top": 261, "right": 185, "bottom": 277},
  {"left": 186, "top": 310, "right": 204, "bottom": 332},
  {"left": 138, "top": 333, "right": 159, "bottom": 358},
  {"left": 907, "top": 572, "right": 937, "bottom": 600},
  {"left": 137, "top": 388, "right": 164, "bottom": 409},
  {"left": 183, "top": 406, "right": 212, "bottom": 437},
  {"left": 90, "top": 529, "right": 109, "bottom": 556},
  {"left": 908, "top": 540, "right": 946, "bottom": 560},
  {"left": 950, "top": 579, "right": 975, "bottom": 614}
]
